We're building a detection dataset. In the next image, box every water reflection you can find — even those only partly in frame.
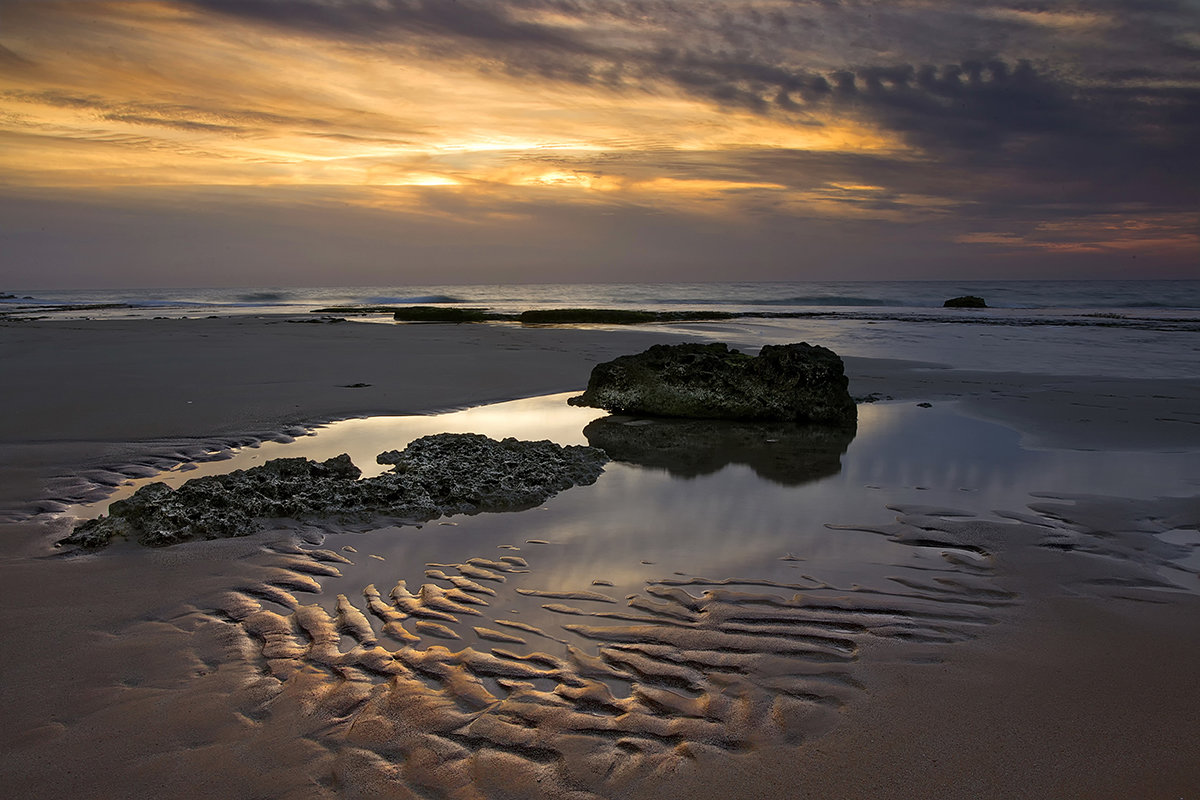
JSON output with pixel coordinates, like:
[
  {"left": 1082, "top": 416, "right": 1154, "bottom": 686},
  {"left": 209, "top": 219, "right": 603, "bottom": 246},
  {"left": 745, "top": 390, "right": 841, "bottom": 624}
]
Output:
[
  {"left": 256, "top": 398, "right": 1200, "bottom": 645},
  {"left": 71, "top": 393, "right": 603, "bottom": 516},
  {"left": 583, "top": 415, "right": 856, "bottom": 485}
]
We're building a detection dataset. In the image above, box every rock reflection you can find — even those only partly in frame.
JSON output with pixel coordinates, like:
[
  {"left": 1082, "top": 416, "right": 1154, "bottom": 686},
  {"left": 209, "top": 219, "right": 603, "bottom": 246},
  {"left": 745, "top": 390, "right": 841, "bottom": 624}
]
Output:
[{"left": 583, "top": 415, "right": 856, "bottom": 486}]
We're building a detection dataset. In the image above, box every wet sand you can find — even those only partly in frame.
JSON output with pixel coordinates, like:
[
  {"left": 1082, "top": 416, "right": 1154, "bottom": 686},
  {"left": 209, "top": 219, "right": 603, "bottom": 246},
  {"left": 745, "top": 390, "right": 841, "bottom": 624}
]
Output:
[
  {"left": 1, "top": 316, "right": 1198, "bottom": 798},
  {"left": 0, "top": 317, "right": 677, "bottom": 519}
]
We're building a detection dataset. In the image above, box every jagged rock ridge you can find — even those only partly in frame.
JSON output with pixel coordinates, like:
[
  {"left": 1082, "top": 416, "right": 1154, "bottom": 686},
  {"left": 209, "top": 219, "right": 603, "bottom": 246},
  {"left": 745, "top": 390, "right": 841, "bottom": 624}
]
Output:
[{"left": 63, "top": 433, "right": 609, "bottom": 548}]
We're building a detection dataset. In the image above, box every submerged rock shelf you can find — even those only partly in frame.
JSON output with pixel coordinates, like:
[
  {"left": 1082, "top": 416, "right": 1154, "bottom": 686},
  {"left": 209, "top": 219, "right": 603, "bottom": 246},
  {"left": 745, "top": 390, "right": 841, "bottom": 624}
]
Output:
[{"left": 63, "top": 433, "right": 609, "bottom": 548}]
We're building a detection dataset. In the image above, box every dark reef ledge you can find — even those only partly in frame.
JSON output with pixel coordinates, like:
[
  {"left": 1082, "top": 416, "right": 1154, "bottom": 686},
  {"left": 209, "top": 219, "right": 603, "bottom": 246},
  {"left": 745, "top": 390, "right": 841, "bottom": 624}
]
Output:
[{"left": 62, "top": 433, "right": 609, "bottom": 548}]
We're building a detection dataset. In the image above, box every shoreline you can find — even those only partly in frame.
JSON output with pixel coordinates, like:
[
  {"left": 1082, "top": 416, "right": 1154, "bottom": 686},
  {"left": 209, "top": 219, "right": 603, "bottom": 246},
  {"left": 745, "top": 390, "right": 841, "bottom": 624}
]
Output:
[{"left": 1, "top": 314, "right": 1198, "bottom": 798}]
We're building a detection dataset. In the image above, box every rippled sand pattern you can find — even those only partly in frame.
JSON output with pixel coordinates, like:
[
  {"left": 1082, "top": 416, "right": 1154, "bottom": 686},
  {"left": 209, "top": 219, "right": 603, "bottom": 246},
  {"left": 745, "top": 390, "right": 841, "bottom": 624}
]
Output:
[
  {"left": 189, "top": 517, "right": 1047, "bottom": 799},
  {"left": 137, "top": 486, "right": 1200, "bottom": 800}
]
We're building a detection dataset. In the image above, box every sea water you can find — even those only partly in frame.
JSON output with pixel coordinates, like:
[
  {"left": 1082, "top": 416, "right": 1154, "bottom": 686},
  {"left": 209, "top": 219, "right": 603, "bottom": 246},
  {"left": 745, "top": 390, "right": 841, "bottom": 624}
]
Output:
[
  {"left": 6, "top": 280, "right": 1200, "bottom": 378},
  {"left": 7, "top": 279, "right": 1200, "bottom": 317}
]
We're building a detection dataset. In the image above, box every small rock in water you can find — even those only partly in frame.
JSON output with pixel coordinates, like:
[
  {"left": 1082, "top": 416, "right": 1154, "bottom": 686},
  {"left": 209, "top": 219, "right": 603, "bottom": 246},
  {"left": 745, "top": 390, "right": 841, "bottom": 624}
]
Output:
[{"left": 943, "top": 295, "right": 987, "bottom": 308}]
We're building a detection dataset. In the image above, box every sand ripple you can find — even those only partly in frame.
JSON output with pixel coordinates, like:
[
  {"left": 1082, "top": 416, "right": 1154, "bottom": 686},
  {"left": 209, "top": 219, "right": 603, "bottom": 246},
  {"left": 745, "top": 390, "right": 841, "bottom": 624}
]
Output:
[
  {"left": 148, "top": 492, "right": 1200, "bottom": 797},
  {"left": 194, "top": 538, "right": 1011, "bottom": 796}
]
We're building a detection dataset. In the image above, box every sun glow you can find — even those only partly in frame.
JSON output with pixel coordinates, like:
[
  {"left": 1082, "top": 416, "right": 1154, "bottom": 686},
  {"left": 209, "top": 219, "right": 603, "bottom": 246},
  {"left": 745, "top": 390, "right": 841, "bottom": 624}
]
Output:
[
  {"left": 382, "top": 174, "right": 462, "bottom": 187},
  {"left": 0, "top": 1, "right": 910, "bottom": 207},
  {"left": 2, "top": 0, "right": 1192, "bottom": 277}
]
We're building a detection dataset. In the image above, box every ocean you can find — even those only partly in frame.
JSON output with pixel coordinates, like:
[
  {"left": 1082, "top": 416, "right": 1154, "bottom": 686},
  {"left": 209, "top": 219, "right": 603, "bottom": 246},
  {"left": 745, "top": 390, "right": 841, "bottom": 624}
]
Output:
[
  {"left": 4, "top": 280, "right": 1199, "bottom": 378},
  {"left": 5, "top": 279, "right": 1200, "bottom": 318}
]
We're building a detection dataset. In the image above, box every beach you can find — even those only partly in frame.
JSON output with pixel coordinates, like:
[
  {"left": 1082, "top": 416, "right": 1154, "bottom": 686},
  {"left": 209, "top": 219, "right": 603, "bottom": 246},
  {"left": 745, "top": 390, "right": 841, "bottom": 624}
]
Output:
[
  {"left": 7, "top": 0, "right": 1199, "bottom": 791},
  {"left": 1, "top": 313, "right": 1198, "bottom": 799}
]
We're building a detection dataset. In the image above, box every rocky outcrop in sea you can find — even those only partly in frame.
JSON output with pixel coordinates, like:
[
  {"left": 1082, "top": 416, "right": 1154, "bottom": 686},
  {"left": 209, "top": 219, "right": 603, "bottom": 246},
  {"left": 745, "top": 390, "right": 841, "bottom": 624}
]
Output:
[{"left": 943, "top": 295, "right": 987, "bottom": 308}]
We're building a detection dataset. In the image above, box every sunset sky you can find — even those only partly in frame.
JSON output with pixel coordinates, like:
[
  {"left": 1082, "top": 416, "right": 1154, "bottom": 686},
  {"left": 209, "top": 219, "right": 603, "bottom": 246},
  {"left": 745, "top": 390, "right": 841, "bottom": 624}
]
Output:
[{"left": 1, "top": 0, "right": 1197, "bottom": 286}]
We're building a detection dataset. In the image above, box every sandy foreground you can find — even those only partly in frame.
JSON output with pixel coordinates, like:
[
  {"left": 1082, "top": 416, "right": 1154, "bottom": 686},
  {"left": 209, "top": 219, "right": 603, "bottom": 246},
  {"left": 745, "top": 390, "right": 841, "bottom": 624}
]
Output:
[{"left": 1, "top": 316, "right": 1197, "bottom": 799}]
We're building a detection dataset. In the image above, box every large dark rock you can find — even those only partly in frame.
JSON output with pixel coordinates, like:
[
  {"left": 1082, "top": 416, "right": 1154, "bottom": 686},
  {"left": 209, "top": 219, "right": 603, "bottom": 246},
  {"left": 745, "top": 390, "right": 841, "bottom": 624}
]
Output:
[
  {"left": 583, "top": 416, "right": 855, "bottom": 486},
  {"left": 62, "top": 434, "right": 608, "bottom": 548},
  {"left": 568, "top": 342, "right": 856, "bottom": 426}
]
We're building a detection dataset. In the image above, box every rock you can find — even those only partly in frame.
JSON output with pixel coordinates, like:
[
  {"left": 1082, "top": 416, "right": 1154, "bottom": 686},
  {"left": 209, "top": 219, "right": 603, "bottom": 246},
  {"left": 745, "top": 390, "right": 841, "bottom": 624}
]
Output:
[
  {"left": 568, "top": 342, "right": 856, "bottom": 426},
  {"left": 62, "top": 434, "right": 608, "bottom": 548},
  {"left": 583, "top": 416, "right": 855, "bottom": 486},
  {"left": 943, "top": 295, "right": 987, "bottom": 308}
]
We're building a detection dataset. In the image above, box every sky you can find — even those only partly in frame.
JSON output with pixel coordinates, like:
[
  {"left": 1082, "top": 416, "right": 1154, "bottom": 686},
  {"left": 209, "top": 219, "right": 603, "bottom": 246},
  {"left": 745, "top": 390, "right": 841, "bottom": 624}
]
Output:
[{"left": 1, "top": 0, "right": 1198, "bottom": 287}]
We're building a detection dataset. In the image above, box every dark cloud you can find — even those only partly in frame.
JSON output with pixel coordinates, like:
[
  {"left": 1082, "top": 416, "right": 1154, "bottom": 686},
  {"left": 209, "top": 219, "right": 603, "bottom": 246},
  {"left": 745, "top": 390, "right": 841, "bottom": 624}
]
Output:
[
  {"left": 99, "top": 113, "right": 247, "bottom": 134},
  {"left": 0, "top": 89, "right": 422, "bottom": 141},
  {"left": 0, "top": 42, "right": 33, "bottom": 68},
  {"left": 182, "top": 0, "right": 588, "bottom": 48},
  {"left": 18, "top": 2, "right": 1200, "bottom": 205},
  {"left": 530, "top": 48, "right": 1198, "bottom": 209},
  {"left": 173, "top": 0, "right": 1200, "bottom": 212},
  {"left": 2, "top": 89, "right": 102, "bottom": 109},
  {"left": 4, "top": 0, "right": 1195, "bottom": 282}
]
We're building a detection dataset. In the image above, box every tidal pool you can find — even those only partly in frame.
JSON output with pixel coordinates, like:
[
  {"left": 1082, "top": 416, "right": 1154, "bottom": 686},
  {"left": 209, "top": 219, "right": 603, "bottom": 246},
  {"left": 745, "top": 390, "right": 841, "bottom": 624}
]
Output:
[{"left": 71, "top": 391, "right": 1200, "bottom": 645}]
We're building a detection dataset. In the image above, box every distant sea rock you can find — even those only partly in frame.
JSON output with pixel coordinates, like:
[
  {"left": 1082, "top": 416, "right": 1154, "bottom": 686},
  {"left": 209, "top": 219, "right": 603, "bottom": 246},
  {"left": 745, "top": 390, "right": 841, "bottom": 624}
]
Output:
[
  {"left": 943, "top": 295, "right": 987, "bottom": 308},
  {"left": 568, "top": 342, "right": 857, "bottom": 426},
  {"left": 62, "top": 434, "right": 609, "bottom": 548}
]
